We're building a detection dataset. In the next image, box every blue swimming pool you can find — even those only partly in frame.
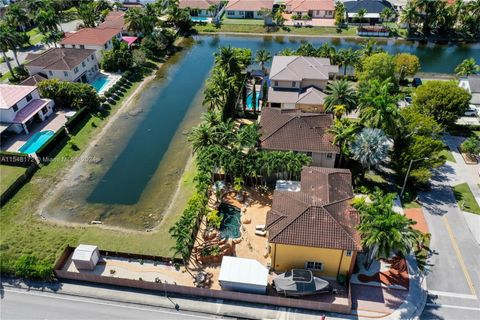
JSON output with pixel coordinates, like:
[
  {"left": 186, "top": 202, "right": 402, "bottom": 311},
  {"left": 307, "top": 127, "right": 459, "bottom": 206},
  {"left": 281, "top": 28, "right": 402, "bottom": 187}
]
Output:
[
  {"left": 19, "top": 130, "right": 54, "bottom": 154},
  {"left": 218, "top": 203, "right": 241, "bottom": 239},
  {"left": 246, "top": 92, "right": 260, "bottom": 110},
  {"left": 191, "top": 17, "right": 210, "bottom": 22},
  {"left": 91, "top": 76, "right": 110, "bottom": 92}
]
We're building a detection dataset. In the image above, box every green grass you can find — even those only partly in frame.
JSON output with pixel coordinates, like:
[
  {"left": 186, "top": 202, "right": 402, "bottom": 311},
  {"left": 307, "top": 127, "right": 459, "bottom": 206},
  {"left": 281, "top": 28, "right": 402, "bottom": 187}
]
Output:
[
  {"left": 453, "top": 183, "right": 480, "bottom": 215},
  {"left": 403, "top": 200, "right": 421, "bottom": 209},
  {"left": 440, "top": 147, "right": 456, "bottom": 163},
  {"left": 0, "top": 165, "right": 27, "bottom": 195},
  {"left": 0, "top": 64, "right": 195, "bottom": 273},
  {"left": 194, "top": 24, "right": 357, "bottom": 36},
  {"left": 26, "top": 28, "right": 42, "bottom": 46},
  {"left": 222, "top": 17, "right": 265, "bottom": 25},
  {"left": 0, "top": 71, "right": 11, "bottom": 82}
]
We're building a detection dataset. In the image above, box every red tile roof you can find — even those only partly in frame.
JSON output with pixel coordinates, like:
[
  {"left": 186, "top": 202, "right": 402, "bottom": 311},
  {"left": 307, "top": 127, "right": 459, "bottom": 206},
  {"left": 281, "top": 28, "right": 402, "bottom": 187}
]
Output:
[
  {"left": 267, "top": 166, "right": 361, "bottom": 251},
  {"left": 226, "top": 0, "right": 274, "bottom": 11},
  {"left": 286, "top": 0, "right": 335, "bottom": 12},
  {"left": 60, "top": 28, "right": 121, "bottom": 46},
  {"left": 179, "top": 0, "right": 221, "bottom": 9},
  {"left": 98, "top": 11, "right": 125, "bottom": 30}
]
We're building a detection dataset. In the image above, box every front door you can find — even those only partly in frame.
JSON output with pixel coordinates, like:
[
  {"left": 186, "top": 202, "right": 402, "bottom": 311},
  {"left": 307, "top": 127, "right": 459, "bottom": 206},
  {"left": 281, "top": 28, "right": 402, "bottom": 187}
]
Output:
[
  {"left": 246, "top": 11, "right": 254, "bottom": 19},
  {"left": 81, "top": 74, "right": 87, "bottom": 83}
]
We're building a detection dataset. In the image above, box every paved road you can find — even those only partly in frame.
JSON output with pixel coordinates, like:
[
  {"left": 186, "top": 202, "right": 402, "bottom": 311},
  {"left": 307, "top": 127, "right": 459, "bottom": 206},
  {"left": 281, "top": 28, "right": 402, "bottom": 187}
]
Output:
[
  {"left": 0, "top": 288, "right": 221, "bottom": 320},
  {"left": 418, "top": 158, "right": 480, "bottom": 319}
]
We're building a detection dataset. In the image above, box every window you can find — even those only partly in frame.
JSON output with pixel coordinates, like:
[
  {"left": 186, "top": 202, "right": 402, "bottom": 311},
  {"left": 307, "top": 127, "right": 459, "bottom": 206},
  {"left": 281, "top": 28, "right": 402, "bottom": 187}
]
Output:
[
  {"left": 316, "top": 10, "right": 319, "bottom": 15},
  {"left": 82, "top": 61, "right": 86, "bottom": 68},
  {"left": 326, "top": 153, "right": 333, "bottom": 159},
  {"left": 74, "top": 67, "right": 79, "bottom": 73},
  {"left": 239, "top": 11, "right": 244, "bottom": 15},
  {"left": 292, "top": 81, "right": 296, "bottom": 87},
  {"left": 48, "top": 70, "right": 53, "bottom": 76},
  {"left": 91, "top": 54, "right": 95, "bottom": 60},
  {"left": 227, "top": 10, "right": 234, "bottom": 15},
  {"left": 61, "top": 44, "right": 65, "bottom": 48},
  {"left": 12, "top": 104, "right": 18, "bottom": 112},
  {"left": 346, "top": 250, "right": 353, "bottom": 257},
  {"left": 41, "top": 106, "right": 48, "bottom": 114},
  {"left": 306, "top": 152, "right": 312, "bottom": 157},
  {"left": 64, "top": 71, "right": 69, "bottom": 77},
  {"left": 274, "top": 81, "right": 279, "bottom": 87},
  {"left": 327, "top": 10, "right": 332, "bottom": 15},
  {"left": 305, "top": 261, "right": 323, "bottom": 271},
  {"left": 72, "top": 44, "right": 76, "bottom": 48},
  {"left": 80, "top": 45, "right": 85, "bottom": 49},
  {"left": 26, "top": 93, "right": 32, "bottom": 102},
  {"left": 104, "top": 43, "right": 108, "bottom": 49}
]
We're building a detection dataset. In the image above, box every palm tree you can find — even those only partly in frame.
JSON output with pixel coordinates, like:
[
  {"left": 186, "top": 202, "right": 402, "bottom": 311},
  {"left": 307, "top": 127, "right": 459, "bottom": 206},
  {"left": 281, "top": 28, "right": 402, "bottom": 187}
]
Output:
[
  {"left": 329, "top": 118, "right": 359, "bottom": 165},
  {"left": 400, "top": 1, "right": 419, "bottom": 33},
  {"left": 42, "top": 30, "right": 63, "bottom": 48},
  {"left": 455, "top": 58, "right": 480, "bottom": 77},
  {"left": 189, "top": 122, "right": 215, "bottom": 153},
  {"left": 125, "top": 8, "right": 146, "bottom": 35},
  {"left": 215, "top": 46, "right": 241, "bottom": 76},
  {"left": 255, "top": 49, "right": 272, "bottom": 72},
  {"left": 295, "top": 43, "right": 318, "bottom": 57},
  {"left": 203, "top": 86, "right": 224, "bottom": 111},
  {"left": 5, "top": 3, "right": 30, "bottom": 31},
  {"left": 36, "top": 9, "right": 61, "bottom": 34},
  {"left": 336, "top": 48, "right": 358, "bottom": 76},
  {"left": 78, "top": 2, "right": 99, "bottom": 28},
  {"left": 380, "top": 7, "right": 395, "bottom": 26},
  {"left": 350, "top": 128, "right": 390, "bottom": 169},
  {"left": 359, "top": 80, "right": 401, "bottom": 137},
  {"left": 324, "top": 79, "right": 358, "bottom": 114},
  {"left": 0, "top": 24, "right": 17, "bottom": 76},
  {"left": 356, "top": 8, "right": 367, "bottom": 23},
  {"left": 317, "top": 43, "right": 337, "bottom": 64},
  {"left": 355, "top": 191, "right": 422, "bottom": 269},
  {"left": 278, "top": 48, "right": 295, "bottom": 56}
]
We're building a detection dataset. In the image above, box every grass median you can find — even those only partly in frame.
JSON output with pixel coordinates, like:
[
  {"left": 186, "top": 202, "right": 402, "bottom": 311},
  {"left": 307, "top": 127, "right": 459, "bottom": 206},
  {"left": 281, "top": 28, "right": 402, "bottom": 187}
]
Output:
[{"left": 453, "top": 182, "right": 480, "bottom": 215}]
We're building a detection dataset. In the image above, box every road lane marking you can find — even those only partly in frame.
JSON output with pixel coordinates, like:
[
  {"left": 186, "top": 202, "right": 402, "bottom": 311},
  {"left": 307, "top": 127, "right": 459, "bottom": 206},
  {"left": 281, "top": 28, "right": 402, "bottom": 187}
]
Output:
[
  {"left": 3, "top": 288, "right": 216, "bottom": 319},
  {"left": 428, "top": 290, "right": 477, "bottom": 300},
  {"left": 442, "top": 215, "right": 477, "bottom": 296},
  {"left": 426, "top": 303, "right": 480, "bottom": 311}
]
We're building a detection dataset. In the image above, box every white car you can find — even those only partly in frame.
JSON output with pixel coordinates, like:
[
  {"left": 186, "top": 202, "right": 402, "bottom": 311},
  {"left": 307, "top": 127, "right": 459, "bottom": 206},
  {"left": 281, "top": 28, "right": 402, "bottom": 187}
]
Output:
[{"left": 464, "top": 106, "right": 478, "bottom": 117}]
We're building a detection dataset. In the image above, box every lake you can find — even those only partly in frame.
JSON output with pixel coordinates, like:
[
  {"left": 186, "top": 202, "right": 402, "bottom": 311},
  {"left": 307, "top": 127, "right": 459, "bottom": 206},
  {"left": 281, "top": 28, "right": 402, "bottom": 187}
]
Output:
[{"left": 42, "top": 35, "right": 480, "bottom": 230}]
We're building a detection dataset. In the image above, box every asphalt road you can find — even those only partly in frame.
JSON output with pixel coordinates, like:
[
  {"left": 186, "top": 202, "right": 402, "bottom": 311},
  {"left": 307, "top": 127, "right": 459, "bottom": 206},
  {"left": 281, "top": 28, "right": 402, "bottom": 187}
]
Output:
[{"left": 0, "top": 288, "right": 221, "bottom": 320}]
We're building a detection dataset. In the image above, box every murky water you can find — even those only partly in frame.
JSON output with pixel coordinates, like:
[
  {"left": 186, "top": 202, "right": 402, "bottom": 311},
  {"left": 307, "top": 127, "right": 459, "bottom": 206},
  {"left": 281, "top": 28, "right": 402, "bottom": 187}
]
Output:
[{"left": 42, "top": 35, "right": 480, "bottom": 230}]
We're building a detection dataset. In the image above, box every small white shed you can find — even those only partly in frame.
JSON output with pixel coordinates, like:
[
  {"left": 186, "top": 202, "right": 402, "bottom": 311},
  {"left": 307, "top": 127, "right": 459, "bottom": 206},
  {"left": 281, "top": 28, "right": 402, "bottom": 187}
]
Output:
[
  {"left": 219, "top": 256, "right": 268, "bottom": 294},
  {"left": 72, "top": 244, "right": 100, "bottom": 270}
]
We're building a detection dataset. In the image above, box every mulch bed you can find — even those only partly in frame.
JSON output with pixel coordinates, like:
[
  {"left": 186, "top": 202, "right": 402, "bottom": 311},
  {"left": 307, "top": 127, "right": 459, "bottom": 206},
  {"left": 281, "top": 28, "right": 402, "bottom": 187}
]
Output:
[{"left": 357, "top": 256, "right": 409, "bottom": 289}]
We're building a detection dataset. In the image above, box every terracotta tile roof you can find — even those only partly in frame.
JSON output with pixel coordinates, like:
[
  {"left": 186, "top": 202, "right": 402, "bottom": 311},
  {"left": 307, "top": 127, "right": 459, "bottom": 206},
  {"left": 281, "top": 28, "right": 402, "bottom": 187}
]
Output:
[
  {"left": 98, "top": 11, "right": 125, "bottom": 29},
  {"left": 60, "top": 27, "right": 121, "bottom": 46},
  {"left": 20, "top": 74, "right": 48, "bottom": 86},
  {"left": 25, "top": 48, "right": 96, "bottom": 71},
  {"left": 0, "top": 84, "right": 37, "bottom": 109},
  {"left": 270, "top": 56, "right": 338, "bottom": 82},
  {"left": 286, "top": 0, "right": 335, "bottom": 12},
  {"left": 226, "top": 0, "right": 274, "bottom": 11},
  {"left": 179, "top": 0, "right": 221, "bottom": 9},
  {"left": 259, "top": 107, "right": 339, "bottom": 154},
  {"left": 267, "top": 166, "right": 361, "bottom": 251}
]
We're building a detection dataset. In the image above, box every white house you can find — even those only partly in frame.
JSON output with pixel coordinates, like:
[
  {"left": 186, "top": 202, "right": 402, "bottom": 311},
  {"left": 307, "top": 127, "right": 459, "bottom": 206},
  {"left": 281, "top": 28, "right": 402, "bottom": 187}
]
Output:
[
  {"left": 225, "top": 0, "right": 274, "bottom": 19},
  {"left": 285, "top": 0, "right": 335, "bottom": 19},
  {"left": 459, "top": 75, "right": 480, "bottom": 107},
  {"left": 24, "top": 48, "right": 100, "bottom": 83},
  {"left": 179, "top": 0, "right": 222, "bottom": 17},
  {"left": 0, "top": 84, "right": 54, "bottom": 135},
  {"left": 60, "top": 27, "right": 123, "bottom": 62}
]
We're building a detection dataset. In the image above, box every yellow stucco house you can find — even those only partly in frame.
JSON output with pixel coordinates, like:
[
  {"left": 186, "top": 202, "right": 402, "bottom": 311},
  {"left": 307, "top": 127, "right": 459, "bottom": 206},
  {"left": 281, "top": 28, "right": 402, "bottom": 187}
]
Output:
[{"left": 266, "top": 166, "right": 362, "bottom": 279}]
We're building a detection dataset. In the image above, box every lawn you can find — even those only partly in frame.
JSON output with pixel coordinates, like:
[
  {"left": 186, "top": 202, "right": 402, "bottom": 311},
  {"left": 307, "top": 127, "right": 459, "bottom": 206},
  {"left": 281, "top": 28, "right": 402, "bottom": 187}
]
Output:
[
  {"left": 194, "top": 24, "right": 357, "bottom": 37},
  {"left": 222, "top": 17, "right": 265, "bottom": 25},
  {"left": 440, "top": 147, "right": 456, "bottom": 163},
  {"left": 0, "top": 71, "right": 11, "bottom": 83},
  {"left": 0, "top": 64, "right": 195, "bottom": 273},
  {"left": 453, "top": 183, "right": 480, "bottom": 215},
  {"left": 26, "top": 27, "right": 42, "bottom": 46},
  {"left": 0, "top": 165, "right": 26, "bottom": 195}
]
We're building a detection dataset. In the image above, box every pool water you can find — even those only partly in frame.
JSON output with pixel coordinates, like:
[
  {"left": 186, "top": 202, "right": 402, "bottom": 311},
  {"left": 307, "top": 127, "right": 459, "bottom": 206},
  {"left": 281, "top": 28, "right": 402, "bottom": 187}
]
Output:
[
  {"left": 192, "top": 17, "right": 210, "bottom": 22},
  {"left": 246, "top": 92, "right": 260, "bottom": 110},
  {"left": 91, "top": 76, "right": 110, "bottom": 92},
  {"left": 218, "top": 203, "right": 241, "bottom": 239},
  {"left": 19, "top": 130, "right": 54, "bottom": 154}
]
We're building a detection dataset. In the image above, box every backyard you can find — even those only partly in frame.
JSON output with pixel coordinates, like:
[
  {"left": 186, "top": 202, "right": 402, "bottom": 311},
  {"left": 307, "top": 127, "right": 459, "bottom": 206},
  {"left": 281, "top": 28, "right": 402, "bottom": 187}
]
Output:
[
  {"left": 0, "top": 165, "right": 26, "bottom": 195},
  {"left": 194, "top": 24, "right": 357, "bottom": 36}
]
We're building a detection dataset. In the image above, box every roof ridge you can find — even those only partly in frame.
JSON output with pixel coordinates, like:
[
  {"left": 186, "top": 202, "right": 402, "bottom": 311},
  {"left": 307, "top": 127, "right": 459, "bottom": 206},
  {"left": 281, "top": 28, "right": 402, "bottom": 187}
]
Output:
[
  {"left": 321, "top": 197, "right": 361, "bottom": 249},
  {"left": 260, "top": 110, "right": 297, "bottom": 142}
]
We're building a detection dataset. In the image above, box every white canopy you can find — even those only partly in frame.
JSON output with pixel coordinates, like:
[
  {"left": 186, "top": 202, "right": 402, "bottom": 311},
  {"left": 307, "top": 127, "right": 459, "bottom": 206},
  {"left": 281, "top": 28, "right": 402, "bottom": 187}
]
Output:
[
  {"left": 275, "top": 180, "right": 301, "bottom": 192},
  {"left": 219, "top": 256, "right": 268, "bottom": 287}
]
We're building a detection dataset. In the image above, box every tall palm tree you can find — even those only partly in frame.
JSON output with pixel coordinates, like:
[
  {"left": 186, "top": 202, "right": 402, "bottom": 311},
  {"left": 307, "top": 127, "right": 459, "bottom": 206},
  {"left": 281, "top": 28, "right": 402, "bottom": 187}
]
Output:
[
  {"left": 125, "top": 8, "right": 146, "bottom": 35},
  {"left": 350, "top": 128, "right": 390, "bottom": 169},
  {"left": 36, "top": 9, "right": 61, "bottom": 34},
  {"left": 255, "top": 49, "right": 272, "bottom": 72},
  {"left": 189, "top": 122, "right": 215, "bottom": 153},
  {"left": 215, "top": 46, "right": 241, "bottom": 76},
  {"left": 329, "top": 118, "right": 359, "bottom": 165},
  {"left": 42, "top": 30, "right": 63, "bottom": 48},
  {"left": 324, "top": 79, "right": 358, "bottom": 113},
  {"left": 336, "top": 48, "right": 358, "bottom": 76},
  {"left": 455, "top": 58, "right": 480, "bottom": 77},
  {"left": 317, "top": 42, "right": 337, "bottom": 64},
  {"left": 356, "top": 8, "right": 367, "bottom": 23},
  {"left": 0, "top": 23, "right": 17, "bottom": 76},
  {"left": 78, "top": 2, "right": 99, "bottom": 28},
  {"left": 5, "top": 3, "right": 30, "bottom": 31},
  {"left": 380, "top": 7, "right": 395, "bottom": 26},
  {"left": 278, "top": 48, "right": 295, "bottom": 56},
  {"left": 401, "top": 1, "right": 419, "bottom": 33},
  {"left": 203, "top": 86, "right": 224, "bottom": 111}
]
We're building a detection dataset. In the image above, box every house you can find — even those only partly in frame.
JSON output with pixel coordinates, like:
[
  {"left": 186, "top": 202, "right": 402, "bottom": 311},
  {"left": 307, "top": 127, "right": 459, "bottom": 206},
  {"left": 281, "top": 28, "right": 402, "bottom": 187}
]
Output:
[
  {"left": 20, "top": 74, "right": 48, "bottom": 86},
  {"left": 24, "top": 48, "right": 99, "bottom": 83},
  {"left": 60, "top": 27, "right": 123, "bottom": 61},
  {"left": 179, "top": 0, "right": 222, "bottom": 17},
  {"left": 266, "top": 166, "right": 361, "bottom": 278},
  {"left": 268, "top": 55, "right": 338, "bottom": 112},
  {"left": 225, "top": 0, "right": 274, "bottom": 19},
  {"left": 459, "top": 75, "right": 480, "bottom": 107},
  {"left": 259, "top": 107, "right": 339, "bottom": 167},
  {"left": 344, "top": 0, "right": 395, "bottom": 24},
  {"left": 98, "top": 11, "right": 126, "bottom": 31},
  {"left": 285, "top": 0, "right": 335, "bottom": 19},
  {"left": 0, "top": 84, "right": 54, "bottom": 135}
]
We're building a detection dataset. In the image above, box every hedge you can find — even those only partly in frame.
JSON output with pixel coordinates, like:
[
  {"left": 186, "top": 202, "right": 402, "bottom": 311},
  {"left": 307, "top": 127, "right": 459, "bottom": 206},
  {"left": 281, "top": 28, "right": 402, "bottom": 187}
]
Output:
[
  {"left": 0, "top": 151, "right": 34, "bottom": 167},
  {"left": 65, "top": 107, "right": 90, "bottom": 132},
  {"left": 36, "top": 127, "right": 69, "bottom": 159}
]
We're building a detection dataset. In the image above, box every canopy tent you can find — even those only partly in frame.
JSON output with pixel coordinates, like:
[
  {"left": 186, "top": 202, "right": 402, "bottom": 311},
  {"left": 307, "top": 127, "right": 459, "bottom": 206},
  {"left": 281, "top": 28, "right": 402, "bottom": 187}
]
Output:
[
  {"left": 219, "top": 256, "right": 268, "bottom": 294},
  {"left": 72, "top": 244, "right": 100, "bottom": 270},
  {"left": 122, "top": 36, "right": 138, "bottom": 46}
]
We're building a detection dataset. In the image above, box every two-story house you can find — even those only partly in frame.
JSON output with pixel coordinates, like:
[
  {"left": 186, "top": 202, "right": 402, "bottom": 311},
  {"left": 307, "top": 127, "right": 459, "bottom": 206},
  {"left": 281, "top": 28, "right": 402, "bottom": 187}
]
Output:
[
  {"left": 285, "top": 0, "right": 335, "bottom": 19},
  {"left": 0, "top": 84, "right": 54, "bottom": 135},
  {"left": 24, "top": 48, "right": 99, "bottom": 84},
  {"left": 259, "top": 107, "right": 339, "bottom": 167},
  {"left": 225, "top": 0, "right": 274, "bottom": 19},
  {"left": 268, "top": 56, "right": 338, "bottom": 112},
  {"left": 179, "top": 0, "right": 222, "bottom": 18},
  {"left": 60, "top": 27, "right": 123, "bottom": 62}
]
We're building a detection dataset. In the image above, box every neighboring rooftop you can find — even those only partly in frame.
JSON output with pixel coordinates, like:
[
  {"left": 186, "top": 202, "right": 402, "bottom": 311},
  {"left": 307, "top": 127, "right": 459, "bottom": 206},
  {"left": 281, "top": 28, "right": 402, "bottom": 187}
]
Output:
[
  {"left": 268, "top": 86, "right": 327, "bottom": 105},
  {"left": 286, "top": 0, "right": 335, "bottom": 12},
  {"left": 467, "top": 75, "right": 480, "bottom": 93},
  {"left": 179, "top": 0, "right": 221, "bottom": 9},
  {"left": 60, "top": 27, "right": 121, "bottom": 46},
  {"left": 225, "top": 0, "right": 274, "bottom": 11},
  {"left": 20, "top": 74, "right": 48, "bottom": 86},
  {"left": 25, "top": 48, "right": 96, "bottom": 71},
  {"left": 0, "top": 84, "right": 37, "bottom": 109},
  {"left": 344, "top": 0, "right": 394, "bottom": 14},
  {"left": 266, "top": 166, "right": 361, "bottom": 251},
  {"left": 270, "top": 56, "right": 338, "bottom": 82},
  {"left": 259, "top": 107, "right": 339, "bottom": 154},
  {"left": 98, "top": 11, "right": 125, "bottom": 29}
]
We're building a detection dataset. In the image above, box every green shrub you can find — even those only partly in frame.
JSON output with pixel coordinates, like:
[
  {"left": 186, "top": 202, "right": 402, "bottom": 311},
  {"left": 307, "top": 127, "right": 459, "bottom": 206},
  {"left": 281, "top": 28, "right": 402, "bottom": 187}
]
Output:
[{"left": 14, "top": 255, "right": 53, "bottom": 281}]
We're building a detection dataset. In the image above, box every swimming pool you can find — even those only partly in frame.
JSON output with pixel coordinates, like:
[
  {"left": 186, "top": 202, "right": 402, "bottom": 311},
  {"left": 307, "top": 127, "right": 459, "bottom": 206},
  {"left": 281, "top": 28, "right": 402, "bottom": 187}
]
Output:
[
  {"left": 191, "top": 17, "right": 211, "bottom": 22},
  {"left": 19, "top": 130, "right": 54, "bottom": 154},
  {"left": 246, "top": 92, "right": 260, "bottom": 110},
  {"left": 218, "top": 203, "right": 241, "bottom": 239},
  {"left": 91, "top": 76, "right": 111, "bottom": 93}
]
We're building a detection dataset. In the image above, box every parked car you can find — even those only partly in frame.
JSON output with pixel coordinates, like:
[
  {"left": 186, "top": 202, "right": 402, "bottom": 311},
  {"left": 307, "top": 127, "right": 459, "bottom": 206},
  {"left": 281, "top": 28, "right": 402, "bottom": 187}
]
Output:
[
  {"left": 464, "top": 106, "right": 478, "bottom": 117},
  {"left": 412, "top": 78, "right": 422, "bottom": 87},
  {"left": 405, "top": 96, "right": 413, "bottom": 105},
  {"left": 273, "top": 269, "right": 332, "bottom": 297}
]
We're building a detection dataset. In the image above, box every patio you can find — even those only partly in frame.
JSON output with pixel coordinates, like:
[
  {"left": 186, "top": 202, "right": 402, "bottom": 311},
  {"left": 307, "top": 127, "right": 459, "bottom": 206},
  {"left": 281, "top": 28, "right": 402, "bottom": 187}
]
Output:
[
  {"left": 283, "top": 14, "right": 335, "bottom": 27},
  {"left": 0, "top": 110, "right": 68, "bottom": 153}
]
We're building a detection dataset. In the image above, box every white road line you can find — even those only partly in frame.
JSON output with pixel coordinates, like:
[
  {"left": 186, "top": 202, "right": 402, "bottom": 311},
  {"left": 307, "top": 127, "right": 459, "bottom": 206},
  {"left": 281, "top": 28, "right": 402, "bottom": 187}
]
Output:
[
  {"left": 429, "top": 290, "right": 478, "bottom": 300},
  {"left": 426, "top": 303, "right": 480, "bottom": 311},
  {"left": 3, "top": 288, "right": 215, "bottom": 319}
]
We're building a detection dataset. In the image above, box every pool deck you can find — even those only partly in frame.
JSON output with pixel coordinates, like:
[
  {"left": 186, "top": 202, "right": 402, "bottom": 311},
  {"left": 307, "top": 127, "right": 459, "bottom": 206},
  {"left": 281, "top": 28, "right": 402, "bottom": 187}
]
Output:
[
  {"left": 0, "top": 110, "right": 68, "bottom": 153},
  {"left": 92, "top": 72, "right": 121, "bottom": 95}
]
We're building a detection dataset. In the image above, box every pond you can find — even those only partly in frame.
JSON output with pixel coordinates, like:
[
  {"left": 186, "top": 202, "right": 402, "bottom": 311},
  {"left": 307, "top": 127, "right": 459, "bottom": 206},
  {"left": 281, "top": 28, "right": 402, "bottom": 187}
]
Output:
[{"left": 41, "top": 35, "right": 480, "bottom": 230}]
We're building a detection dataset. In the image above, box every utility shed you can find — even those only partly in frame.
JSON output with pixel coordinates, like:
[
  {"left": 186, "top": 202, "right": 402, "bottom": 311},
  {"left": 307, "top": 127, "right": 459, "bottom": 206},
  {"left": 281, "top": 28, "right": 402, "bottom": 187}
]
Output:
[
  {"left": 219, "top": 256, "right": 268, "bottom": 294},
  {"left": 72, "top": 244, "right": 100, "bottom": 270}
]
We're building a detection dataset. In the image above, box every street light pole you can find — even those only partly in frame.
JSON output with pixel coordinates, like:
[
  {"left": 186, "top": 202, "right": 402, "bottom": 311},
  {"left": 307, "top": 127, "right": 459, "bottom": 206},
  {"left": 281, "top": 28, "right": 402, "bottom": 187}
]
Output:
[{"left": 400, "top": 157, "right": 428, "bottom": 199}]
